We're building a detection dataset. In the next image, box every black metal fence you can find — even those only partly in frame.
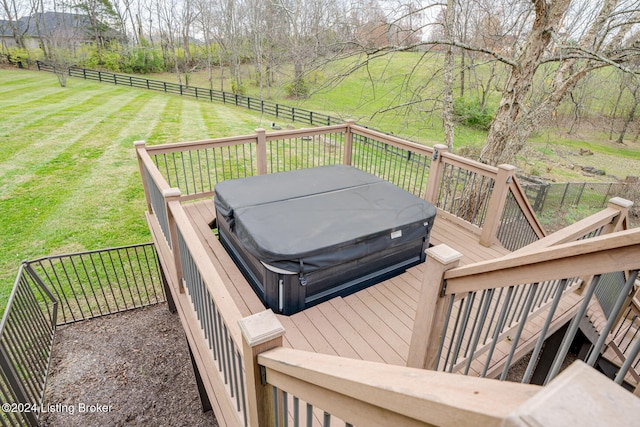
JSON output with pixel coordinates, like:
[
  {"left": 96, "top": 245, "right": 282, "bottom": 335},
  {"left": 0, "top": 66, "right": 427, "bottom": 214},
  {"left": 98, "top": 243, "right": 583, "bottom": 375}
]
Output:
[
  {"left": 0, "top": 265, "right": 57, "bottom": 427},
  {"left": 0, "top": 243, "right": 166, "bottom": 426},
  {"left": 521, "top": 181, "right": 633, "bottom": 213},
  {"left": 26, "top": 243, "right": 166, "bottom": 325},
  {"left": 36, "top": 61, "right": 342, "bottom": 128}
]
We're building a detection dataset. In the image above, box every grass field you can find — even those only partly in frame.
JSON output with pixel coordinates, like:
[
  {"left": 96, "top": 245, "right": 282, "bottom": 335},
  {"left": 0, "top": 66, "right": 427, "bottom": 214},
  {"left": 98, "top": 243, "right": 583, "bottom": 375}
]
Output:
[
  {"left": 0, "top": 68, "right": 276, "bottom": 305},
  {"left": 2, "top": 65, "right": 639, "bottom": 308}
]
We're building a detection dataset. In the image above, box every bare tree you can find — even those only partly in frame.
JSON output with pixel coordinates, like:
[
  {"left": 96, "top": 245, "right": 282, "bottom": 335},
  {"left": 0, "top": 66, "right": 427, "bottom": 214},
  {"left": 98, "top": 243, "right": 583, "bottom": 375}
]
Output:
[
  {"left": 617, "top": 75, "right": 640, "bottom": 143},
  {"left": 1, "top": 0, "right": 30, "bottom": 49},
  {"left": 479, "top": 0, "right": 640, "bottom": 165},
  {"left": 324, "top": 0, "right": 640, "bottom": 166},
  {"left": 442, "top": 0, "right": 456, "bottom": 149}
]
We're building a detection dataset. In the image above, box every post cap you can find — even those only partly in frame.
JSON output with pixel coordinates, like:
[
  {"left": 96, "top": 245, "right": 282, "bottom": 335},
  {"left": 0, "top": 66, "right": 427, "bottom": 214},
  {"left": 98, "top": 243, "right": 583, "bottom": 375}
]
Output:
[
  {"left": 609, "top": 197, "right": 633, "bottom": 208},
  {"left": 239, "top": 310, "right": 285, "bottom": 347},
  {"left": 426, "top": 244, "right": 463, "bottom": 264},
  {"left": 162, "top": 188, "right": 181, "bottom": 198}
]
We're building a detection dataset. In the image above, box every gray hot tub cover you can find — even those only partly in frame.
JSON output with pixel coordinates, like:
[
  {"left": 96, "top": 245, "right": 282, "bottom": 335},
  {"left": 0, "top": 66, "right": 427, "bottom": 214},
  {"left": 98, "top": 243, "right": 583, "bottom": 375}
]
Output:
[{"left": 214, "top": 165, "right": 436, "bottom": 273}]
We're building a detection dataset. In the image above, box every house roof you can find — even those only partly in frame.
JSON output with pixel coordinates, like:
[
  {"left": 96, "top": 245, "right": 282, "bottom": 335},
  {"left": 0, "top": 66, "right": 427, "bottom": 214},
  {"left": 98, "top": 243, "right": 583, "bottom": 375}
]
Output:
[{"left": 1, "top": 11, "right": 120, "bottom": 40}]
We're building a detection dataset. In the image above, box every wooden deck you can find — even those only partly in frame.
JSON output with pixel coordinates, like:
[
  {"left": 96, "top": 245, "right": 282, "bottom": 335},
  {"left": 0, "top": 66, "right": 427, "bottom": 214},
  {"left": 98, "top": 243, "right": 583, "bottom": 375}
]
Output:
[{"left": 182, "top": 199, "right": 584, "bottom": 377}]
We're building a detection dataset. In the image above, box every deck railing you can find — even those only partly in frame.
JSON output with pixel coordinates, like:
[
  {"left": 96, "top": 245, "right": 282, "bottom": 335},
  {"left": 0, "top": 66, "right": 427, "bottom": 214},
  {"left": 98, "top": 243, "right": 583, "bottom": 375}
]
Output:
[
  {"left": 240, "top": 311, "right": 640, "bottom": 427},
  {"left": 608, "top": 288, "right": 640, "bottom": 387},
  {"left": 408, "top": 199, "right": 640, "bottom": 390},
  {"left": 136, "top": 122, "right": 538, "bottom": 247},
  {"left": 169, "top": 197, "right": 249, "bottom": 426},
  {"left": 137, "top": 124, "right": 640, "bottom": 426}
]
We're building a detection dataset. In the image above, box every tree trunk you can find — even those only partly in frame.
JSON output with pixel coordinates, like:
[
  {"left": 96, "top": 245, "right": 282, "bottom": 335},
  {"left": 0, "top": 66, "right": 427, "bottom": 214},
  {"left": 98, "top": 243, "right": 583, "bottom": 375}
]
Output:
[
  {"left": 481, "top": 0, "right": 567, "bottom": 165},
  {"left": 616, "top": 84, "right": 640, "bottom": 144},
  {"left": 442, "top": 0, "right": 456, "bottom": 150}
]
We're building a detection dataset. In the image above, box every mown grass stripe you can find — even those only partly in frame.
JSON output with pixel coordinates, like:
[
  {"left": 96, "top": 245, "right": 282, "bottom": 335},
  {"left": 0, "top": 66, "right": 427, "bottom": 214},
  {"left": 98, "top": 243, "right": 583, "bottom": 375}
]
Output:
[{"left": 0, "top": 90, "right": 142, "bottom": 195}]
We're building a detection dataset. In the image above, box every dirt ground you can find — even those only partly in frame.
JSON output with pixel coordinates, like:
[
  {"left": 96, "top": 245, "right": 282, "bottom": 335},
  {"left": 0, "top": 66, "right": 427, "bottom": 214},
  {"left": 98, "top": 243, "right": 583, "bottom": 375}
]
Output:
[{"left": 41, "top": 304, "right": 218, "bottom": 427}]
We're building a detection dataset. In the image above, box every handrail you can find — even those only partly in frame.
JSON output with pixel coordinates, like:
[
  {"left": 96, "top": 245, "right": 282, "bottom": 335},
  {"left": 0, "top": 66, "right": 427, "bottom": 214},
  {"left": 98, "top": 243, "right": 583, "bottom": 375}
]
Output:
[
  {"left": 444, "top": 227, "right": 640, "bottom": 294},
  {"left": 506, "top": 176, "right": 546, "bottom": 239},
  {"left": 440, "top": 151, "right": 499, "bottom": 177},
  {"left": 144, "top": 134, "right": 260, "bottom": 155},
  {"left": 257, "top": 347, "right": 640, "bottom": 427},
  {"left": 259, "top": 347, "right": 540, "bottom": 426},
  {"left": 351, "top": 124, "right": 435, "bottom": 157},
  {"left": 511, "top": 198, "right": 631, "bottom": 254},
  {"left": 264, "top": 124, "right": 349, "bottom": 141}
]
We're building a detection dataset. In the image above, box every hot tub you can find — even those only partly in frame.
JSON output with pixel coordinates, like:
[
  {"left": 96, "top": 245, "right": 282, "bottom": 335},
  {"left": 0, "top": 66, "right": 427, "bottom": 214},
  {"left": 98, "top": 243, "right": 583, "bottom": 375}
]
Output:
[{"left": 214, "top": 165, "right": 436, "bottom": 315}]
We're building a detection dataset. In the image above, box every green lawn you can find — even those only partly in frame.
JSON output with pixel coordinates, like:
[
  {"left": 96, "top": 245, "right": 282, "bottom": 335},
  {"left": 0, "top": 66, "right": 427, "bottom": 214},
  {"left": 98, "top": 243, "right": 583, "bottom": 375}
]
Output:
[
  {"left": 0, "top": 69, "right": 274, "bottom": 306},
  {"left": 2, "top": 65, "right": 639, "bottom": 307}
]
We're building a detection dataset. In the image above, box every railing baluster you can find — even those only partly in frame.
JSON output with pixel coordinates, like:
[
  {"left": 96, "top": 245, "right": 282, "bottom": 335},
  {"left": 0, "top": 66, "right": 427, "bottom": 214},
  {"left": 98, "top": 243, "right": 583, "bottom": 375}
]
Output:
[
  {"left": 522, "top": 279, "right": 568, "bottom": 384},
  {"left": 482, "top": 286, "right": 515, "bottom": 377},
  {"left": 544, "top": 275, "right": 602, "bottom": 384},
  {"left": 614, "top": 334, "right": 640, "bottom": 386},
  {"left": 586, "top": 270, "right": 639, "bottom": 366},
  {"left": 500, "top": 283, "right": 539, "bottom": 380}
]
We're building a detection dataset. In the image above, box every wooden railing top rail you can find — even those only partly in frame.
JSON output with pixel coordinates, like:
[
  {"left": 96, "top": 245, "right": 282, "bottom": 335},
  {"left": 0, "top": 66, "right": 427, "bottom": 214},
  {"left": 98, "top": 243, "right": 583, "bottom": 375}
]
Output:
[
  {"left": 259, "top": 347, "right": 540, "bottom": 427},
  {"left": 264, "top": 123, "right": 349, "bottom": 140},
  {"left": 508, "top": 177, "right": 546, "bottom": 239},
  {"left": 443, "top": 227, "right": 640, "bottom": 295},
  {"left": 140, "top": 123, "right": 437, "bottom": 159},
  {"left": 136, "top": 142, "right": 172, "bottom": 191},
  {"left": 440, "top": 150, "right": 500, "bottom": 177},
  {"left": 350, "top": 123, "right": 436, "bottom": 157},
  {"left": 143, "top": 134, "right": 260, "bottom": 155},
  {"left": 257, "top": 346, "right": 640, "bottom": 427},
  {"left": 167, "top": 198, "right": 245, "bottom": 350}
]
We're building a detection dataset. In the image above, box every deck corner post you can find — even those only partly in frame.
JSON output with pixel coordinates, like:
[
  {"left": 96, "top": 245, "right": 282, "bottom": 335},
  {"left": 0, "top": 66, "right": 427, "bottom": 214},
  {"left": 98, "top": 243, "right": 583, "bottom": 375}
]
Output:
[
  {"left": 408, "top": 244, "right": 463, "bottom": 370},
  {"left": 424, "top": 144, "right": 449, "bottom": 204},
  {"left": 134, "top": 140, "right": 152, "bottom": 211},
  {"left": 343, "top": 119, "right": 356, "bottom": 165},
  {"left": 163, "top": 187, "right": 184, "bottom": 293},
  {"left": 479, "top": 164, "right": 516, "bottom": 247},
  {"left": 239, "top": 310, "right": 285, "bottom": 427},
  {"left": 256, "top": 128, "right": 267, "bottom": 175},
  {"left": 607, "top": 197, "right": 633, "bottom": 232}
]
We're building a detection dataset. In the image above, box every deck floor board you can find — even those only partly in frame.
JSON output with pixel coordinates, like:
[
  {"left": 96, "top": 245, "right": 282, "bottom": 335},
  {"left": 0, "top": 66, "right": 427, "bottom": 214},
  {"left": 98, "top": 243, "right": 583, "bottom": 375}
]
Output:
[{"left": 180, "top": 199, "right": 589, "bottom": 376}]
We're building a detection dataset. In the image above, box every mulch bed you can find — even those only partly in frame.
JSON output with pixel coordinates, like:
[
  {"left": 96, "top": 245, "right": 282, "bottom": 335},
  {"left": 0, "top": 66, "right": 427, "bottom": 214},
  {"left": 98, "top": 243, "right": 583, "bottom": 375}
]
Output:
[{"left": 41, "top": 304, "right": 217, "bottom": 427}]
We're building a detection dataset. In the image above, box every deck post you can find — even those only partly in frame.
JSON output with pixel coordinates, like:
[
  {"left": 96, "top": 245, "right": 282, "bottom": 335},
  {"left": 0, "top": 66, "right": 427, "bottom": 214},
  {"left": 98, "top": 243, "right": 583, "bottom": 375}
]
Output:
[
  {"left": 479, "top": 164, "right": 516, "bottom": 247},
  {"left": 423, "top": 144, "right": 448, "bottom": 204},
  {"left": 408, "top": 244, "right": 463, "bottom": 370},
  {"left": 343, "top": 119, "right": 355, "bottom": 165},
  {"left": 164, "top": 188, "right": 184, "bottom": 293},
  {"left": 607, "top": 197, "right": 633, "bottom": 232},
  {"left": 134, "top": 140, "right": 152, "bottom": 212},
  {"left": 256, "top": 128, "right": 267, "bottom": 175},
  {"left": 239, "top": 310, "right": 286, "bottom": 427}
]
